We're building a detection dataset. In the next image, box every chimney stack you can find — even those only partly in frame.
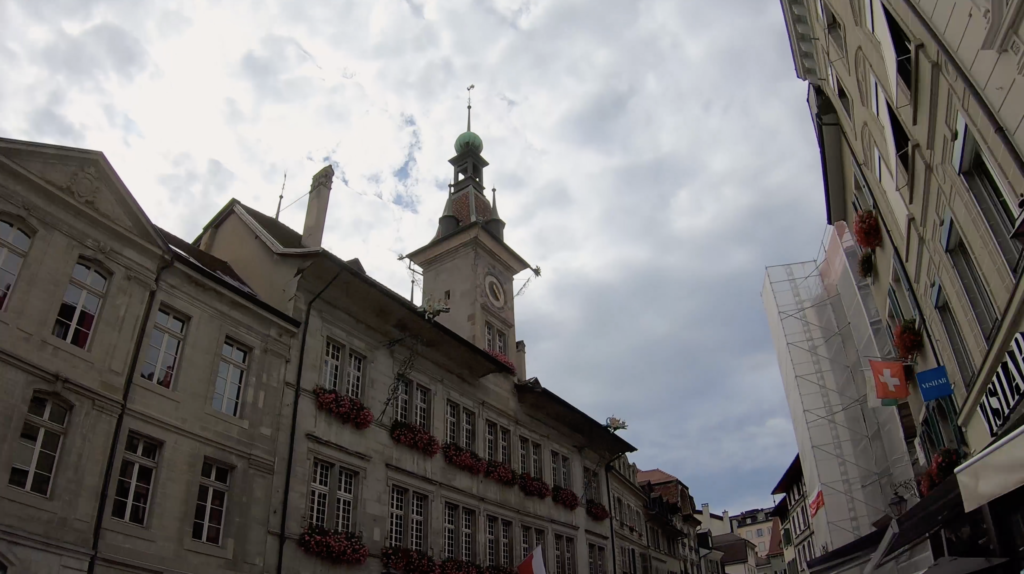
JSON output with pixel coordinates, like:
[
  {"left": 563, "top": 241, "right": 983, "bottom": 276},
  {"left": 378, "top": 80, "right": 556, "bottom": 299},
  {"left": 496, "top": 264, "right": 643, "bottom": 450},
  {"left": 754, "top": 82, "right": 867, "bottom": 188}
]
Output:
[{"left": 303, "top": 165, "right": 334, "bottom": 248}]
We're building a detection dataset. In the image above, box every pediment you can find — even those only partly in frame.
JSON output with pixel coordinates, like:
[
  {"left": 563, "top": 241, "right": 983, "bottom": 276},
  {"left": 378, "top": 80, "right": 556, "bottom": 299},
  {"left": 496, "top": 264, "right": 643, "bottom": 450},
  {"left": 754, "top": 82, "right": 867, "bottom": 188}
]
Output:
[{"left": 0, "top": 140, "right": 165, "bottom": 251}]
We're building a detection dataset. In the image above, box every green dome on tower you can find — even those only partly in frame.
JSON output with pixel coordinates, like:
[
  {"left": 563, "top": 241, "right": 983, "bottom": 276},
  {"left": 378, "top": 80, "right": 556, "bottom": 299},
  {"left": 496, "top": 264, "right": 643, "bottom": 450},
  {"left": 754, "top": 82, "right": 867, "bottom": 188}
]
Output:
[{"left": 455, "top": 131, "right": 484, "bottom": 154}]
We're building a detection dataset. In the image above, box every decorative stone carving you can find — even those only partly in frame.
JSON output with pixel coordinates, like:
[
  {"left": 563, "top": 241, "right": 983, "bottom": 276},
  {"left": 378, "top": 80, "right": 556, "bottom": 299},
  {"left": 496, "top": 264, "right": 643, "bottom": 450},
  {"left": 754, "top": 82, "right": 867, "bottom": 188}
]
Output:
[
  {"left": 61, "top": 165, "right": 101, "bottom": 205},
  {"left": 310, "top": 165, "right": 334, "bottom": 191},
  {"left": 854, "top": 48, "right": 868, "bottom": 107}
]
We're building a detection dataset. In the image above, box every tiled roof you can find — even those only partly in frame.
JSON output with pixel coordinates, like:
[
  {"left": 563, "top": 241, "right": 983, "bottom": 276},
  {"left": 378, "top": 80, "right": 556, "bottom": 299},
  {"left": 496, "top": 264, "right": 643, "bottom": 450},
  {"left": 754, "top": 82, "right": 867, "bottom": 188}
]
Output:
[
  {"left": 637, "top": 469, "right": 677, "bottom": 484},
  {"left": 767, "top": 517, "right": 784, "bottom": 556},
  {"left": 236, "top": 202, "right": 305, "bottom": 248},
  {"left": 713, "top": 534, "right": 753, "bottom": 565},
  {"left": 158, "top": 227, "right": 255, "bottom": 295}
]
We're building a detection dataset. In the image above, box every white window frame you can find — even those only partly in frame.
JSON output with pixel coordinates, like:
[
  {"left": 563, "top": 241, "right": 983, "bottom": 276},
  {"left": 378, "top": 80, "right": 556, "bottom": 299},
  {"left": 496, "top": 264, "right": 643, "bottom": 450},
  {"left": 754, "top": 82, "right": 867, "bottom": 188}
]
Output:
[
  {"left": 141, "top": 307, "right": 188, "bottom": 388},
  {"left": 387, "top": 486, "right": 428, "bottom": 550},
  {"left": 112, "top": 433, "right": 159, "bottom": 526},
  {"left": 551, "top": 449, "right": 572, "bottom": 489},
  {"left": 864, "top": 0, "right": 875, "bottom": 33},
  {"left": 322, "top": 339, "right": 366, "bottom": 398},
  {"left": 307, "top": 459, "right": 358, "bottom": 531},
  {"left": 213, "top": 339, "right": 249, "bottom": 417},
  {"left": 192, "top": 461, "right": 230, "bottom": 545},
  {"left": 522, "top": 525, "right": 546, "bottom": 561},
  {"left": 8, "top": 395, "right": 67, "bottom": 497},
  {"left": 53, "top": 261, "right": 108, "bottom": 349},
  {"left": 485, "top": 321, "right": 509, "bottom": 354},
  {"left": 396, "top": 380, "right": 431, "bottom": 429},
  {"left": 0, "top": 219, "right": 32, "bottom": 312},
  {"left": 446, "top": 401, "right": 476, "bottom": 449},
  {"left": 443, "top": 502, "right": 476, "bottom": 560}
]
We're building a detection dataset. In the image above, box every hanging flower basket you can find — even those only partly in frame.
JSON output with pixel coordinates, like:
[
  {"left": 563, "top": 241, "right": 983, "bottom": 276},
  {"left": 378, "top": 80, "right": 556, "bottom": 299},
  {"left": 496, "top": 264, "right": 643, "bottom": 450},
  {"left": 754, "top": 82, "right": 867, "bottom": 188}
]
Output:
[
  {"left": 440, "top": 558, "right": 483, "bottom": 574},
  {"left": 487, "top": 349, "right": 517, "bottom": 375},
  {"left": 383, "top": 547, "right": 440, "bottom": 574},
  {"left": 894, "top": 320, "right": 924, "bottom": 361},
  {"left": 314, "top": 387, "right": 374, "bottom": 429},
  {"left": 858, "top": 250, "right": 874, "bottom": 278},
  {"left": 298, "top": 526, "right": 369, "bottom": 564},
  {"left": 917, "top": 448, "right": 961, "bottom": 496},
  {"left": 586, "top": 500, "right": 611, "bottom": 521},
  {"left": 552, "top": 485, "right": 581, "bottom": 510},
  {"left": 442, "top": 442, "right": 488, "bottom": 475},
  {"left": 854, "top": 211, "right": 883, "bottom": 250},
  {"left": 391, "top": 421, "right": 441, "bottom": 457},
  {"left": 518, "top": 473, "right": 552, "bottom": 499},
  {"left": 484, "top": 460, "right": 520, "bottom": 486}
]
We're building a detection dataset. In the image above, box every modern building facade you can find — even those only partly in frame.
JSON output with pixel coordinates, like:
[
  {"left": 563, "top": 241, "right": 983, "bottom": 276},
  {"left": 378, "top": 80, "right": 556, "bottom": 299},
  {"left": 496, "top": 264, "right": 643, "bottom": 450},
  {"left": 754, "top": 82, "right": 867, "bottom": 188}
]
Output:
[
  {"left": 0, "top": 119, "right": 660, "bottom": 574},
  {"left": 776, "top": 0, "right": 1024, "bottom": 572}
]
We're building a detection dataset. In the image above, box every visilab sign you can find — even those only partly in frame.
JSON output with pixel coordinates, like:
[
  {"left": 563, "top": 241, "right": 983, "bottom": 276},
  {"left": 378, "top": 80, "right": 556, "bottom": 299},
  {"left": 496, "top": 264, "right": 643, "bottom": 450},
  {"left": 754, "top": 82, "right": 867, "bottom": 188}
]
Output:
[{"left": 978, "top": 332, "right": 1024, "bottom": 439}]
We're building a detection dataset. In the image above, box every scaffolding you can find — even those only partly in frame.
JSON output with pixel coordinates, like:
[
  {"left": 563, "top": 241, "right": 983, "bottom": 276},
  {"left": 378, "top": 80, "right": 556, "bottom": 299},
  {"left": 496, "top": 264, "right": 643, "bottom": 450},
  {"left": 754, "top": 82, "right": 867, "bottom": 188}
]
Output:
[{"left": 762, "top": 224, "right": 917, "bottom": 553}]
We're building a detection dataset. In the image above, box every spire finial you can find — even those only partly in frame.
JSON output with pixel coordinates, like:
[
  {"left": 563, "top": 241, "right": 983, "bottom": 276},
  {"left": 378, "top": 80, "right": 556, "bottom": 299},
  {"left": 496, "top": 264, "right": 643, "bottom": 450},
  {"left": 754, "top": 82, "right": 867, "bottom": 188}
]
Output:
[
  {"left": 448, "top": 180, "right": 454, "bottom": 195},
  {"left": 466, "top": 84, "right": 475, "bottom": 132},
  {"left": 491, "top": 186, "right": 497, "bottom": 208}
]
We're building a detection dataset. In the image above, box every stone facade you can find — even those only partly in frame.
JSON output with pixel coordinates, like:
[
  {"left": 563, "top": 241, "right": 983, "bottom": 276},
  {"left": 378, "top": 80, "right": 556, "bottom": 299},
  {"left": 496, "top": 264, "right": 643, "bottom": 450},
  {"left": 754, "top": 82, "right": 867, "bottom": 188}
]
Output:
[{"left": 0, "top": 126, "right": 662, "bottom": 574}]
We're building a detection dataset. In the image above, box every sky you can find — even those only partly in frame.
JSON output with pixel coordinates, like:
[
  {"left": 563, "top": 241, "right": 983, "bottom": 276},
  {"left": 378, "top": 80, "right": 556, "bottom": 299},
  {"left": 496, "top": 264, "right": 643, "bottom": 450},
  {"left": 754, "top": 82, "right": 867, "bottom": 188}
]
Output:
[{"left": 1, "top": 0, "right": 829, "bottom": 512}]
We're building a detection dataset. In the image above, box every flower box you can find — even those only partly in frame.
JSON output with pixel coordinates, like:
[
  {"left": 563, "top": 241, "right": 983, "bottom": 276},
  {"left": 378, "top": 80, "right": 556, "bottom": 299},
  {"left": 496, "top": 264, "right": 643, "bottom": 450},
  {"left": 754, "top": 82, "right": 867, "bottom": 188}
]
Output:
[
  {"left": 586, "top": 500, "right": 610, "bottom": 521},
  {"left": 314, "top": 387, "right": 374, "bottom": 430},
  {"left": 484, "top": 460, "right": 520, "bottom": 486},
  {"left": 894, "top": 320, "right": 924, "bottom": 361},
  {"left": 391, "top": 421, "right": 441, "bottom": 457},
  {"left": 382, "top": 547, "right": 440, "bottom": 574},
  {"left": 484, "top": 566, "right": 517, "bottom": 574},
  {"left": 858, "top": 250, "right": 874, "bottom": 278},
  {"left": 299, "top": 526, "right": 368, "bottom": 564},
  {"left": 552, "top": 485, "right": 580, "bottom": 510},
  {"left": 854, "top": 211, "right": 883, "bottom": 250},
  {"left": 441, "top": 558, "right": 483, "bottom": 574},
  {"left": 917, "top": 448, "right": 961, "bottom": 496},
  {"left": 486, "top": 349, "right": 517, "bottom": 375},
  {"left": 517, "top": 473, "right": 552, "bottom": 499},
  {"left": 442, "top": 442, "right": 488, "bottom": 475}
]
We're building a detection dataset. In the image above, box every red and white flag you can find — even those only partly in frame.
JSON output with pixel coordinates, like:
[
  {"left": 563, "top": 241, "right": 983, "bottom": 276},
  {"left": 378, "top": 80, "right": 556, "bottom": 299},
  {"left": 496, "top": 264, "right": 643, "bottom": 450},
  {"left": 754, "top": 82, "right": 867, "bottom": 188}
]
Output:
[
  {"left": 518, "top": 546, "right": 547, "bottom": 574},
  {"left": 809, "top": 488, "right": 825, "bottom": 518}
]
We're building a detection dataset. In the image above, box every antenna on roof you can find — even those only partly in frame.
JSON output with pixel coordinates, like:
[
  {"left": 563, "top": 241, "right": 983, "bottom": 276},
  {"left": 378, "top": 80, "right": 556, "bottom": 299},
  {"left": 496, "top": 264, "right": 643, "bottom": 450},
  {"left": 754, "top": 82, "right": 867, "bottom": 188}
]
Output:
[
  {"left": 466, "top": 84, "right": 475, "bottom": 131},
  {"left": 274, "top": 171, "right": 288, "bottom": 220}
]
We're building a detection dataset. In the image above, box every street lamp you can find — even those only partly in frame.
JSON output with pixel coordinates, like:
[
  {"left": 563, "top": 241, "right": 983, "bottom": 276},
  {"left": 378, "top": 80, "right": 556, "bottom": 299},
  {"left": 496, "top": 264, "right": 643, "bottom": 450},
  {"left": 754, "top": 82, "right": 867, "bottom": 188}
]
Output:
[
  {"left": 888, "top": 493, "right": 908, "bottom": 517},
  {"left": 888, "top": 479, "right": 918, "bottom": 517}
]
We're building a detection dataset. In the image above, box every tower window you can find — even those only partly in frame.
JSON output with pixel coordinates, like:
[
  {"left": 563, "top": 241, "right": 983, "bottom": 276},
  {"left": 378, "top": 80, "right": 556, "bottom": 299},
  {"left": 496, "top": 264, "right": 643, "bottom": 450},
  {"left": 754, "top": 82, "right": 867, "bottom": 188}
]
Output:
[
  {"left": 445, "top": 290, "right": 451, "bottom": 301},
  {"left": 485, "top": 322, "right": 508, "bottom": 355}
]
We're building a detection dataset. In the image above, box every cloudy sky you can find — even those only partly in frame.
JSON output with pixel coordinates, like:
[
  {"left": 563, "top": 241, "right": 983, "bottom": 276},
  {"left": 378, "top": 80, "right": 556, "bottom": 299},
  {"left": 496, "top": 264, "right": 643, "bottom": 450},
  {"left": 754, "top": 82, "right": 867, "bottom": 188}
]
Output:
[{"left": 1, "top": 0, "right": 829, "bottom": 512}]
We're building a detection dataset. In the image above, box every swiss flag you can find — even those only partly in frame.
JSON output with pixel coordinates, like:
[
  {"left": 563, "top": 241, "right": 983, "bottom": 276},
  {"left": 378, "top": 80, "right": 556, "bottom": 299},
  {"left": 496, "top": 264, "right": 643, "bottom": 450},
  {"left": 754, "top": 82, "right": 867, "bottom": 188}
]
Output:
[
  {"left": 870, "top": 360, "right": 909, "bottom": 400},
  {"left": 518, "top": 547, "right": 547, "bottom": 574}
]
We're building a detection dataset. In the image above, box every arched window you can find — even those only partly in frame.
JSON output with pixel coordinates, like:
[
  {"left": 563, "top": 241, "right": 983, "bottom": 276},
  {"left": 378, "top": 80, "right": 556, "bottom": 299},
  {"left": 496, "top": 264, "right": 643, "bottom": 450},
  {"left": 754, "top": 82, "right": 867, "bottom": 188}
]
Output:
[
  {"left": 52, "top": 260, "right": 108, "bottom": 349},
  {"left": 0, "top": 218, "right": 32, "bottom": 311}
]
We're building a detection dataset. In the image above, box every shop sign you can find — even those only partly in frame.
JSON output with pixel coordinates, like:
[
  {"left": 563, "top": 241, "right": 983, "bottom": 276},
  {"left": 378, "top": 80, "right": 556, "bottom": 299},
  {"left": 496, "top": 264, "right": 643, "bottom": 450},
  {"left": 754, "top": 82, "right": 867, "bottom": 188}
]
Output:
[{"left": 978, "top": 332, "right": 1024, "bottom": 438}]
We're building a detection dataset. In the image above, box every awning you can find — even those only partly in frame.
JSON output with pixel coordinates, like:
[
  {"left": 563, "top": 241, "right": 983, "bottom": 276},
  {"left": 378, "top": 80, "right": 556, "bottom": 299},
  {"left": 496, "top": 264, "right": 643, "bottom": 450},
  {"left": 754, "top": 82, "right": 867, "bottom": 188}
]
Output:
[
  {"left": 918, "top": 557, "right": 1006, "bottom": 574},
  {"left": 954, "top": 424, "right": 1024, "bottom": 512}
]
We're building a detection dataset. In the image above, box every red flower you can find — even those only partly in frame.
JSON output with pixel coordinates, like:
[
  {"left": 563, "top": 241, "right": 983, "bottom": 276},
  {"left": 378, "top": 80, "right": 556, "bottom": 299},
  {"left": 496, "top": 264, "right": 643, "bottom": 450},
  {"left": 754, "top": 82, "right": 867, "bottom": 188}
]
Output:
[
  {"left": 299, "top": 526, "right": 369, "bottom": 564},
  {"left": 586, "top": 500, "right": 610, "bottom": 521},
  {"left": 484, "top": 460, "right": 520, "bottom": 486},
  {"left": 854, "top": 211, "right": 883, "bottom": 250},
  {"left": 314, "top": 387, "right": 375, "bottom": 430},
  {"left": 552, "top": 485, "right": 580, "bottom": 510},
  {"left": 391, "top": 422, "right": 442, "bottom": 457},
  {"left": 518, "top": 473, "right": 552, "bottom": 499},
  {"left": 440, "top": 558, "right": 482, "bottom": 574},
  {"left": 383, "top": 547, "right": 440, "bottom": 574},
  {"left": 894, "top": 320, "right": 924, "bottom": 361},
  {"left": 486, "top": 349, "right": 517, "bottom": 375},
  {"left": 442, "top": 442, "right": 488, "bottom": 475}
]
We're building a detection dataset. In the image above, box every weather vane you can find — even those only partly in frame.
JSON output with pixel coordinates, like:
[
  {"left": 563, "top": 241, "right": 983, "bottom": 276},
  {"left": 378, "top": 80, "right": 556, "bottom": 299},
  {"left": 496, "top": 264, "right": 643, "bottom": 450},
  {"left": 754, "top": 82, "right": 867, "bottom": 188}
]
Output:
[{"left": 467, "top": 84, "right": 475, "bottom": 131}]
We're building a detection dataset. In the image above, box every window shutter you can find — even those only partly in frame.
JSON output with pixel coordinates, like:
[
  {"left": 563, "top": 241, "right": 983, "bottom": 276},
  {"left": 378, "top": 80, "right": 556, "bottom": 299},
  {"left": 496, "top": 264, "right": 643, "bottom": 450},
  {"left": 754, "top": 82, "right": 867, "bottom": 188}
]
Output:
[
  {"left": 931, "top": 280, "right": 943, "bottom": 308},
  {"left": 940, "top": 210, "right": 953, "bottom": 251},
  {"left": 951, "top": 111, "right": 967, "bottom": 173}
]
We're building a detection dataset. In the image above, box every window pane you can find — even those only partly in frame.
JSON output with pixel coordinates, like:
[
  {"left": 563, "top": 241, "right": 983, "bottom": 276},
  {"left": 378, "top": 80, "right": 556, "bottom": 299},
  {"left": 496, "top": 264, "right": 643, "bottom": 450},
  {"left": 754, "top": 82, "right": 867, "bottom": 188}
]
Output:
[
  {"left": 87, "top": 270, "right": 107, "bottom": 291},
  {"left": 192, "top": 520, "right": 205, "bottom": 541},
  {"left": 214, "top": 466, "right": 230, "bottom": 485},
  {"left": 19, "top": 421, "right": 39, "bottom": 443},
  {"left": 47, "top": 403, "right": 68, "bottom": 426},
  {"left": 29, "top": 470, "right": 51, "bottom": 495},
  {"left": 140, "top": 441, "right": 158, "bottom": 461},
  {"left": 202, "top": 461, "right": 213, "bottom": 479},
  {"left": 72, "top": 263, "right": 90, "bottom": 283},
  {"left": 205, "top": 525, "right": 221, "bottom": 545},
  {"left": 8, "top": 467, "right": 28, "bottom": 489},
  {"left": 35, "top": 450, "right": 56, "bottom": 475}
]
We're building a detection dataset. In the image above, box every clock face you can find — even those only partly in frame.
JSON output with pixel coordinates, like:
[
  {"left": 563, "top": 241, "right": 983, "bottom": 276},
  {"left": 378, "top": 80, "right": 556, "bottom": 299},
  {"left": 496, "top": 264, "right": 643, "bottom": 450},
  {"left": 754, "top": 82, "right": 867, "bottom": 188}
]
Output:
[{"left": 485, "top": 275, "right": 506, "bottom": 308}]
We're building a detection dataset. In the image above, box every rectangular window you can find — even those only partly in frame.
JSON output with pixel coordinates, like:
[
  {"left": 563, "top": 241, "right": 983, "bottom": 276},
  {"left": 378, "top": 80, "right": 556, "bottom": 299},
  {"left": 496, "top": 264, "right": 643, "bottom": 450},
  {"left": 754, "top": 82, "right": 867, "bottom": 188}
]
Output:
[
  {"left": 192, "top": 461, "right": 230, "bottom": 545},
  {"left": 822, "top": 2, "right": 846, "bottom": 56},
  {"left": 522, "top": 525, "right": 546, "bottom": 560},
  {"left": 589, "top": 543, "right": 607, "bottom": 574},
  {"left": 864, "top": 0, "right": 874, "bottom": 33},
  {"left": 487, "top": 421, "right": 496, "bottom": 461},
  {"left": 141, "top": 308, "right": 187, "bottom": 388},
  {"left": 112, "top": 433, "right": 159, "bottom": 526},
  {"left": 0, "top": 219, "right": 32, "bottom": 312},
  {"left": 444, "top": 502, "right": 475, "bottom": 560},
  {"left": 501, "top": 519, "right": 512, "bottom": 565},
  {"left": 446, "top": 401, "right": 476, "bottom": 450},
  {"left": 485, "top": 322, "right": 495, "bottom": 352},
  {"left": 396, "top": 379, "right": 410, "bottom": 424},
  {"left": 213, "top": 339, "right": 248, "bottom": 417},
  {"left": 446, "top": 402, "right": 459, "bottom": 444},
  {"left": 389, "top": 486, "right": 406, "bottom": 547},
  {"left": 934, "top": 283, "right": 977, "bottom": 387},
  {"left": 551, "top": 450, "right": 572, "bottom": 488},
  {"left": 519, "top": 437, "right": 529, "bottom": 473},
  {"left": 488, "top": 516, "right": 498, "bottom": 565},
  {"left": 499, "top": 428, "right": 510, "bottom": 464},
  {"left": 882, "top": 4, "right": 913, "bottom": 89},
  {"left": 485, "top": 321, "right": 508, "bottom": 354},
  {"left": 945, "top": 220, "right": 999, "bottom": 339},
  {"left": 411, "top": 492, "right": 426, "bottom": 550},
  {"left": 953, "top": 112, "right": 1022, "bottom": 271},
  {"left": 323, "top": 340, "right": 365, "bottom": 398},
  {"left": 414, "top": 387, "right": 429, "bottom": 429},
  {"left": 532, "top": 441, "right": 542, "bottom": 479},
  {"left": 887, "top": 104, "right": 911, "bottom": 176},
  {"left": 52, "top": 261, "right": 107, "bottom": 349},
  {"left": 462, "top": 408, "right": 475, "bottom": 450},
  {"left": 8, "top": 395, "right": 68, "bottom": 497},
  {"left": 497, "top": 329, "right": 508, "bottom": 355},
  {"left": 486, "top": 421, "right": 511, "bottom": 463},
  {"left": 307, "top": 459, "right": 357, "bottom": 531}
]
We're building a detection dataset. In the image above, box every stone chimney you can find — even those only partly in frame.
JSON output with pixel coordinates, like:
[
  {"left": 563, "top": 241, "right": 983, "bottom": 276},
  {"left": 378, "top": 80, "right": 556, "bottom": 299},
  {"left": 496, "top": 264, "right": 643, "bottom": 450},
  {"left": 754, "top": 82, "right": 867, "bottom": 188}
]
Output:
[
  {"left": 302, "top": 165, "right": 334, "bottom": 248},
  {"left": 702, "top": 503, "right": 710, "bottom": 515},
  {"left": 722, "top": 510, "right": 730, "bottom": 532}
]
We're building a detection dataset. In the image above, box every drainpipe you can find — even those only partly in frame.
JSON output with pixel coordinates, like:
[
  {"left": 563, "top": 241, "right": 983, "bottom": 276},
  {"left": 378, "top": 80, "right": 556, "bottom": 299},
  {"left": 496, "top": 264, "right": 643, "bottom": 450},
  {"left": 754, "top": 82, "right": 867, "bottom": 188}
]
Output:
[
  {"left": 276, "top": 270, "right": 341, "bottom": 574},
  {"left": 87, "top": 257, "right": 172, "bottom": 574},
  {"left": 606, "top": 454, "right": 626, "bottom": 574}
]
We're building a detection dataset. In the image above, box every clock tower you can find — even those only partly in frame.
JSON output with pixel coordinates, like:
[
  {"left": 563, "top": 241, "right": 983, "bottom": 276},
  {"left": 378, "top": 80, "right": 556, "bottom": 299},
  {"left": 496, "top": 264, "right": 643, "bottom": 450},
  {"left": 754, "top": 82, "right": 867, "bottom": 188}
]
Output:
[{"left": 403, "top": 105, "right": 532, "bottom": 368}]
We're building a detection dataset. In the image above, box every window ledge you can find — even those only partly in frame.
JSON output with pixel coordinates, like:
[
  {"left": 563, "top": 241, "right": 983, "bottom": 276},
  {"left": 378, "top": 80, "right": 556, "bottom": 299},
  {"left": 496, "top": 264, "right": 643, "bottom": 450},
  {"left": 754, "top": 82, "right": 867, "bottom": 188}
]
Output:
[
  {"left": 204, "top": 405, "right": 250, "bottom": 429},
  {"left": 1, "top": 485, "right": 58, "bottom": 513},
  {"left": 104, "top": 516, "right": 159, "bottom": 542},
  {"left": 44, "top": 336, "right": 96, "bottom": 364},
  {"left": 183, "top": 536, "right": 234, "bottom": 559},
  {"left": 136, "top": 379, "right": 181, "bottom": 403}
]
